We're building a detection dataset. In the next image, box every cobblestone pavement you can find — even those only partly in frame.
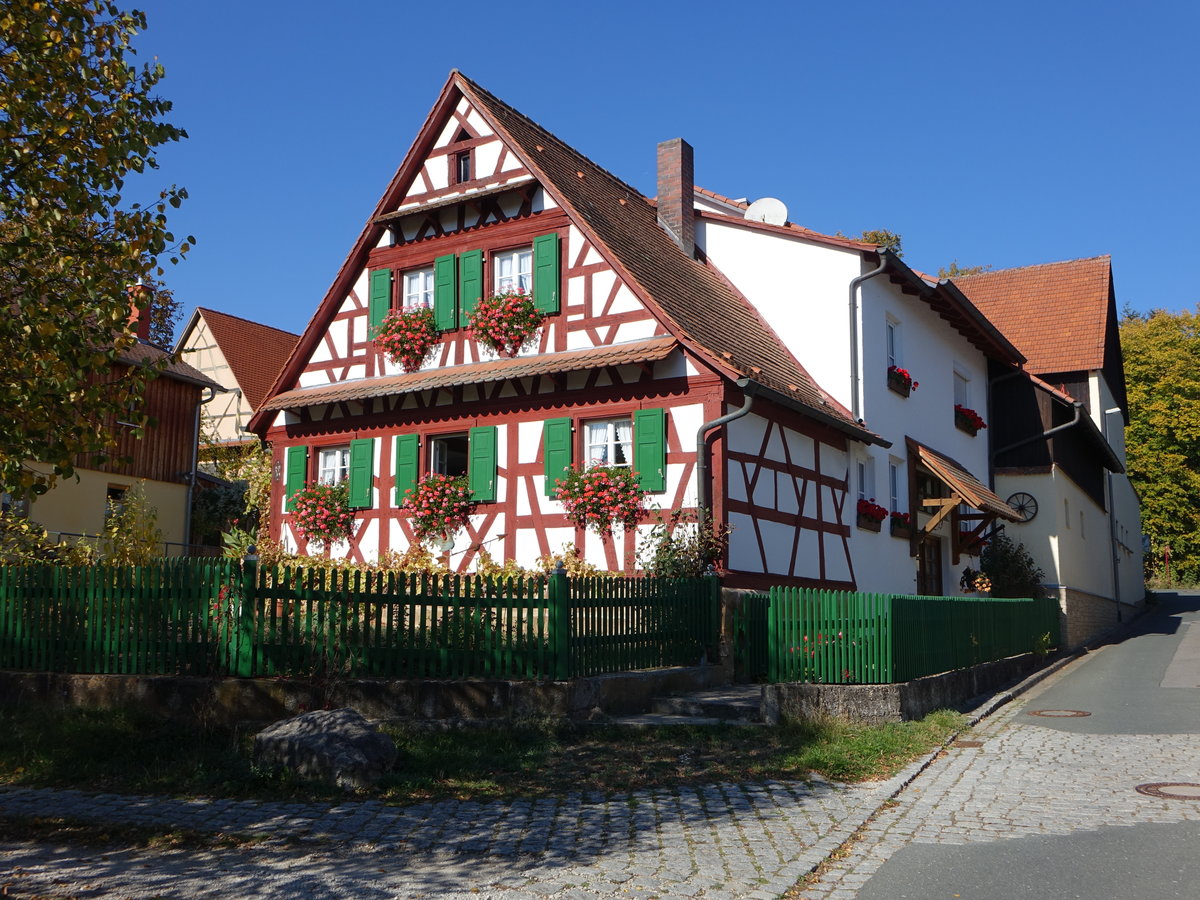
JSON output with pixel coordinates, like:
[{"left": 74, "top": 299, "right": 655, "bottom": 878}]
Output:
[
  {"left": 797, "top": 689, "right": 1200, "bottom": 898},
  {"left": 0, "top": 765, "right": 916, "bottom": 899}
]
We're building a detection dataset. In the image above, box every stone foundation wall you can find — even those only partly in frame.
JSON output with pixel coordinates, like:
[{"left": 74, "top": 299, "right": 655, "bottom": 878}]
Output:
[
  {"left": 762, "top": 652, "right": 1049, "bottom": 725},
  {"left": 1057, "top": 587, "right": 1144, "bottom": 649},
  {"left": 0, "top": 664, "right": 728, "bottom": 728}
]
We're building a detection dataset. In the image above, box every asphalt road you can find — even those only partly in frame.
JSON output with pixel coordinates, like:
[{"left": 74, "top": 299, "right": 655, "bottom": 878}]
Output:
[{"left": 830, "top": 592, "right": 1200, "bottom": 900}]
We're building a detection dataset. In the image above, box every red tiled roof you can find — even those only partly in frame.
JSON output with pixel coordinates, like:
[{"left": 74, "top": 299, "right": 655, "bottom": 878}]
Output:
[
  {"left": 260, "top": 338, "right": 678, "bottom": 411},
  {"left": 457, "top": 75, "right": 870, "bottom": 438},
  {"left": 196, "top": 308, "right": 300, "bottom": 411},
  {"left": 954, "top": 256, "right": 1112, "bottom": 374}
]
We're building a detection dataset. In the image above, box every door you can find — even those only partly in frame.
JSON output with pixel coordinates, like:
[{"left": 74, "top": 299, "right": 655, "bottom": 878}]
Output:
[{"left": 917, "top": 536, "right": 944, "bottom": 595}]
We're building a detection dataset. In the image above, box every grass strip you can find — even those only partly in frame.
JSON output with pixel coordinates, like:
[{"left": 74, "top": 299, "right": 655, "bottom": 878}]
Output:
[{"left": 0, "top": 706, "right": 964, "bottom": 805}]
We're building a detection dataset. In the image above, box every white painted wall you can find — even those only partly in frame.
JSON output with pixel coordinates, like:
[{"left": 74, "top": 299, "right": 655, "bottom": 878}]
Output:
[{"left": 696, "top": 218, "right": 861, "bottom": 411}]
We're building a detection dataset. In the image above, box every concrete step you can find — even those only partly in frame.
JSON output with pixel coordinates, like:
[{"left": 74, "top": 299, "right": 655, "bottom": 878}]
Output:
[
  {"left": 605, "top": 712, "right": 766, "bottom": 728},
  {"left": 646, "top": 685, "right": 764, "bottom": 723}
]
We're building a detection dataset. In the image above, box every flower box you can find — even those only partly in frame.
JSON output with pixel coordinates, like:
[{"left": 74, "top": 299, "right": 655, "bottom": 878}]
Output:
[
  {"left": 855, "top": 498, "right": 888, "bottom": 532},
  {"left": 857, "top": 513, "right": 882, "bottom": 532},
  {"left": 954, "top": 404, "right": 987, "bottom": 436},
  {"left": 887, "top": 366, "right": 918, "bottom": 398},
  {"left": 890, "top": 516, "right": 913, "bottom": 539},
  {"left": 468, "top": 289, "right": 545, "bottom": 357}
]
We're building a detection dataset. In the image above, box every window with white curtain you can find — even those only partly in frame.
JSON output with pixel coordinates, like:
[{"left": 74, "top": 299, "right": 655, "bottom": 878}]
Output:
[
  {"left": 318, "top": 446, "right": 350, "bottom": 485},
  {"left": 585, "top": 418, "right": 633, "bottom": 467},
  {"left": 494, "top": 247, "right": 533, "bottom": 293},
  {"left": 403, "top": 267, "right": 434, "bottom": 309}
]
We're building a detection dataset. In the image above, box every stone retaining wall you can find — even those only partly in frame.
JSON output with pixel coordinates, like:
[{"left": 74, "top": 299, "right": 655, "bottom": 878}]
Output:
[
  {"left": 761, "top": 651, "right": 1052, "bottom": 725},
  {"left": 1058, "top": 587, "right": 1144, "bottom": 648},
  {"left": 0, "top": 664, "right": 729, "bottom": 728}
]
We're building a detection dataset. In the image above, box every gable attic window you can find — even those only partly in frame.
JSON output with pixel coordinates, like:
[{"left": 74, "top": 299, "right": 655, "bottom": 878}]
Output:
[{"left": 455, "top": 150, "right": 472, "bottom": 185}]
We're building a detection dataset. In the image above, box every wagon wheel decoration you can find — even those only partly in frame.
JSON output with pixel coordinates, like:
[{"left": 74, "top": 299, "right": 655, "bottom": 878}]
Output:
[{"left": 1006, "top": 491, "right": 1038, "bottom": 523}]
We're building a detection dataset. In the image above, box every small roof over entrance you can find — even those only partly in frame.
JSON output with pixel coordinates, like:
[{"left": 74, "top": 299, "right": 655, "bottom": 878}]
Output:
[{"left": 906, "top": 438, "right": 1022, "bottom": 566}]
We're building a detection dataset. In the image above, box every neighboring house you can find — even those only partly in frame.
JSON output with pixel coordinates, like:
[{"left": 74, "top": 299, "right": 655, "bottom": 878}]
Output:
[
  {"left": 250, "top": 71, "right": 897, "bottom": 585},
  {"left": 956, "top": 257, "right": 1144, "bottom": 642},
  {"left": 690, "top": 192, "right": 1027, "bottom": 594},
  {"left": 25, "top": 308, "right": 224, "bottom": 553},
  {"left": 175, "top": 307, "right": 300, "bottom": 449}
]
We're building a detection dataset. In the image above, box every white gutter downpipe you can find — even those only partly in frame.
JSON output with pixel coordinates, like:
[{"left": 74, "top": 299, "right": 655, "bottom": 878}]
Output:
[{"left": 849, "top": 257, "right": 888, "bottom": 421}]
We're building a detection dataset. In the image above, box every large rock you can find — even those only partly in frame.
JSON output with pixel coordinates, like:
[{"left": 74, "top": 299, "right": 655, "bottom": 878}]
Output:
[{"left": 252, "top": 707, "right": 396, "bottom": 790}]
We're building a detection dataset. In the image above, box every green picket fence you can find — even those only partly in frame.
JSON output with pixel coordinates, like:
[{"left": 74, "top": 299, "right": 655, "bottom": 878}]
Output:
[
  {"left": 734, "top": 587, "right": 1061, "bottom": 684},
  {"left": 0, "top": 560, "right": 719, "bottom": 681}
]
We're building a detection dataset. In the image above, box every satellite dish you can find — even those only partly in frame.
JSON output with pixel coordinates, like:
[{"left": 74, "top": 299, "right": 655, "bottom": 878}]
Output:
[{"left": 744, "top": 197, "right": 788, "bottom": 226}]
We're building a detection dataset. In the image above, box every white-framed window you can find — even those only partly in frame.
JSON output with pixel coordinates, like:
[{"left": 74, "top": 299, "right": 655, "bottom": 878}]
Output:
[
  {"left": 888, "top": 460, "right": 902, "bottom": 514},
  {"left": 585, "top": 418, "right": 633, "bottom": 467},
  {"left": 954, "top": 369, "right": 971, "bottom": 408},
  {"left": 403, "top": 267, "right": 434, "bottom": 309},
  {"left": 494, "top": 247, "right": 533, "bottom": 294},
  {"left": 886, "top": 318, "right": 901, "bottom": 369},
  {"left": 856, "top": 457, "right": 876, "bottom": 502},
  {"left": 455, "top": 150, "right": 472, "bottom": 184},
  {"left": 430, "top": 433, "right": 469, "bottom": 477},
  {"left": 105, "top": 485, "right": 128, "bottom": 522},
  {"left": 318, "top": 446, "right": 351, "bottom": 485}
]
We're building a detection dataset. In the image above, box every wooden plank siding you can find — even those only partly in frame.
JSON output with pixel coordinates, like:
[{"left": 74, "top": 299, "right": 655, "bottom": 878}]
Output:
[{"left": 72, "top": 364, "right": 200, "bottom": 484}]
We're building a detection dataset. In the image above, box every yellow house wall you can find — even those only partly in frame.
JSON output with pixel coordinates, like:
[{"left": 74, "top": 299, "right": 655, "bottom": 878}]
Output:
[{"left": 26, "top": 463, "right": 188, "bottom": 548}]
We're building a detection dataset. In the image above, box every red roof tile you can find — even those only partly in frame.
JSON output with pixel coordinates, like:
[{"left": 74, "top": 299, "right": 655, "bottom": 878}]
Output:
[
  {"left": 954, "top": 256, "right": 1113, "bottom": 374},
  {"left": 120, "top": 340, "right": 222, "bottom": 390},
  {"left": 196, "top": 308, "right": 300, "bottom": 411},
  {"left": 260, "top": 338, "right": 678, "bottom": 411}
]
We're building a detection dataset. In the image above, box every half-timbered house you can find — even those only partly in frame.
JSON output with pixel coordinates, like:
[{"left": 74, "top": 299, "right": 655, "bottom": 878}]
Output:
[{"left": 250, "top": 71, "right": 893, "bottom": 586}]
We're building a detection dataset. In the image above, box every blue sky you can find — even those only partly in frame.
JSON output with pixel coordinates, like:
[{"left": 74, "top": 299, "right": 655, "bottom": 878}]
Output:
[{"left": 135, "top": 0, "right": 1197, "bottom": 340}]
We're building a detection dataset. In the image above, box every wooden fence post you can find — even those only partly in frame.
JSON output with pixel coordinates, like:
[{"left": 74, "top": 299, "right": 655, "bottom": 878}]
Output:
[
  {"left": 236, "top": 548, "right": 259, "bottom": 677},
  {"left": 548, "top": 560, "right": 570, "bottom": 680},
  {"left": 704, "top": 563, "right": 721, "bottom": 665}
]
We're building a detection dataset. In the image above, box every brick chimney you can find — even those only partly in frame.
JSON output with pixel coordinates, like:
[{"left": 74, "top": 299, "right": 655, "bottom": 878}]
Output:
[
  {"left": 657, "top": 138, "right": 695, "bottom": 258},
  {"left": 127, "top": 284, "right": 153, "bottom": 341}
]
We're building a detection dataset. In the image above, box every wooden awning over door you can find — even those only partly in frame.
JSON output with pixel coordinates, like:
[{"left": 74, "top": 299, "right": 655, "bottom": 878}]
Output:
[{"left": 906, "top": 438, "right": 1022, "bottom": 564}]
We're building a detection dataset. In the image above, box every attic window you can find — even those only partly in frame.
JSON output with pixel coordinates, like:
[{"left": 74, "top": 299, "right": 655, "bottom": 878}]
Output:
[{"left": 455, "top": 151, "right": 472, "bottom": 184}]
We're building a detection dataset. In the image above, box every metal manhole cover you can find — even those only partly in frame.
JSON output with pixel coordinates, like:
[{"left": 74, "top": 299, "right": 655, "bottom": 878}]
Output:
[
  {"left": 1136, "top": 782, "right": 1200, "bottom": 800},
  {"left": 1028, "top": 709, "right": 1091, "bottom": 718},
  {"left": 955, "top": 740, "right": 984, "bottom": 748}
]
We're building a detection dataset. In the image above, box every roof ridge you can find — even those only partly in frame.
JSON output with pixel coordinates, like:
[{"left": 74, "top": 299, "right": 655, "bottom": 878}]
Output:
[
  {"left": 955, "top": 254, "right": 1111, "bottom": 279},
  {"left": 197, "top": 306, "right": 300, "bottom": 339}
]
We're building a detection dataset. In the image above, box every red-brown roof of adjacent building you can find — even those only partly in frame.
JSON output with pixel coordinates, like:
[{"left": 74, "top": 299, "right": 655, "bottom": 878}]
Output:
[
  {"left": 120, "top": 340, "right": 222, "bottom": 390},
  {"left": 954, "top": 256, "right": 1113, "bottom": 374},
  {"left": 195, "top": 308, "right": 300, "bottom": 411}
]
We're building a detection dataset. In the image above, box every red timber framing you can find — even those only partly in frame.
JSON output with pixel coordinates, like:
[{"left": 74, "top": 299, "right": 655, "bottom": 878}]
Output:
[
  {"left": 719, "top": 393, "right": 856, "bottom": 591},
  {"left": 266, "top": 358, "right": 725, "bottom": 572}
]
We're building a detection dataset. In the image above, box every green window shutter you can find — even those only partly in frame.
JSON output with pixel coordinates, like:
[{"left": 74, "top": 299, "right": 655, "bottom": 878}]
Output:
[
  {"left": 348, "top": 438, "right": 374, "bottom": 509},
  {"left": 368, "top": 268, "right": 392, "bottom": 337},
  {"left": 458, "top": 249, "right": 483, "bottom": 327},
  {"left": 469, "top": 425, "right": 497, "bottom": 502},
  {"left": 532, "top": 232, "right": 560, "bottom": 314},
  {"left": 285, "top": 445, "right": 308, "bottom": 511},
  {"left": 433, "top": 253, "right": 457, "bottom": 332},
  {"left": 394, "top": 434, "right": 419, "bottom": 506},
  {"left": 543, "top": 418, "right": 573, "bottom": 497},
  {"left": 634, "top": 408, "right": 666, "bottom": 493}
]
